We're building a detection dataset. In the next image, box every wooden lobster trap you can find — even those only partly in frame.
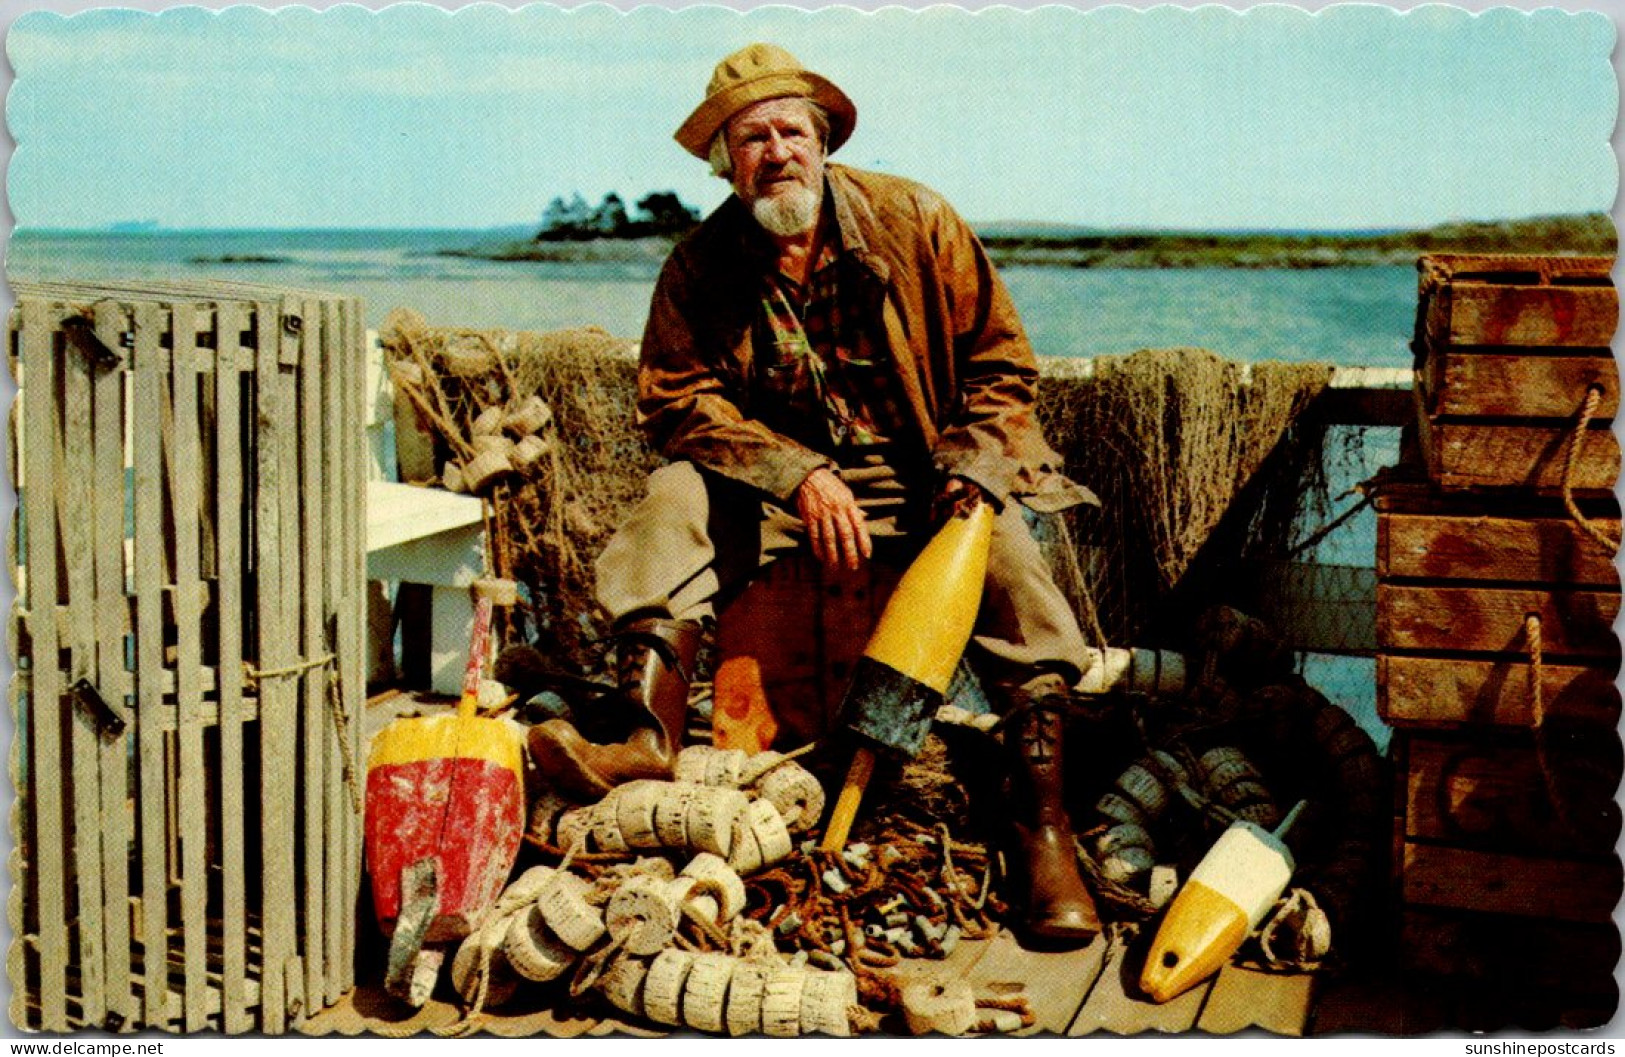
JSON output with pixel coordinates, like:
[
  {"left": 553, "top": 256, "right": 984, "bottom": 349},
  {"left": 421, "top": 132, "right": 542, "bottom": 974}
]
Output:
[{"left": 8, "top": 280, "right": 367, "bottom": 1033}]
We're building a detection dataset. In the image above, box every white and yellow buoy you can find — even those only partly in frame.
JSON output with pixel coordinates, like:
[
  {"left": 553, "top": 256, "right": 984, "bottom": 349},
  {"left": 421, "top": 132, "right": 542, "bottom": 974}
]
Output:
[{"left": 1139, "top": 802, "right": 1304, "bottom": 1004}]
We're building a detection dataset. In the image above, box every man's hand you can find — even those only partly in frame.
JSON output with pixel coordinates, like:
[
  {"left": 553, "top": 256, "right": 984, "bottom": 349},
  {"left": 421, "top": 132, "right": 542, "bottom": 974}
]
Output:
[
  {"left": 796, "top": 466, "right": 872, "bottom": 571},
  {"left": 933, "top": 475, "right": 992, "bottom": 525}
]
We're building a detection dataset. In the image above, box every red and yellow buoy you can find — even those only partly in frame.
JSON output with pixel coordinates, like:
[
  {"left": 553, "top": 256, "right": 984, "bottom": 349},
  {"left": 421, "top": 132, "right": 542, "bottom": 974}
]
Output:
[{"left": 364, "top": 595, "right": 526, "bottom": 1003}]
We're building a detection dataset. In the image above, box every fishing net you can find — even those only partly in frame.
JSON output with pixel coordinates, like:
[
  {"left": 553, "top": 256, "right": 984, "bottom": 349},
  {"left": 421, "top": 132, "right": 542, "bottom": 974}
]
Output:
[{"left": 378, "top": 311, "right": 1340, "bottom": 669}]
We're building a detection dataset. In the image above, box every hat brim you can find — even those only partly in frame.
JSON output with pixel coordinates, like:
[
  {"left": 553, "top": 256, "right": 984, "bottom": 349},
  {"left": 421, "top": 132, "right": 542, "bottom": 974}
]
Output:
[{"left": 675, "top": 70, "right": 856, "bottom": 159}]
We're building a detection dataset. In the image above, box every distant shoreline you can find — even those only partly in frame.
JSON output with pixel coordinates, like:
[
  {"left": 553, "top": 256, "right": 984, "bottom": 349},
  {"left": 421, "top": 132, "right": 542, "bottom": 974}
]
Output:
[{"left": 436, "top": 213, "right": 1615, "bottom": 270}]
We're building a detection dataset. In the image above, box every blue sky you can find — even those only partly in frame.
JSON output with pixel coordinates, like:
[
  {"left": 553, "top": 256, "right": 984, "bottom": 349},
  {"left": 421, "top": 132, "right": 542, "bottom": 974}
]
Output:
[{"left": 4, "top": 1, "right": 1619, "bottom": 230}]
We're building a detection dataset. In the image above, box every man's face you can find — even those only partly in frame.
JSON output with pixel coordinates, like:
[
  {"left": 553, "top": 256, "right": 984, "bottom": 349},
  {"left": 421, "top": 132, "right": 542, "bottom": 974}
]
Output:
[{"left": 726, "top": 97, "right": 825, "bottom": 237}]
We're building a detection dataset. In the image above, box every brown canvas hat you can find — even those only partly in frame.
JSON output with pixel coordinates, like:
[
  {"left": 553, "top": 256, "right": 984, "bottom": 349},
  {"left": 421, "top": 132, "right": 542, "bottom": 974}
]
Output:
[{"left": 674, "top": 43, "right": 857, "bottom": 159}]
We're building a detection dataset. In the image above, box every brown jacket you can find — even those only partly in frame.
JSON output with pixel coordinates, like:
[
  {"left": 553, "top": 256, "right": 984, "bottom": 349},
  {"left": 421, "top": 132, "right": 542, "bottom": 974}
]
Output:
[{"left": 637, "top": 164, "right": 1095, "bottom": 512}]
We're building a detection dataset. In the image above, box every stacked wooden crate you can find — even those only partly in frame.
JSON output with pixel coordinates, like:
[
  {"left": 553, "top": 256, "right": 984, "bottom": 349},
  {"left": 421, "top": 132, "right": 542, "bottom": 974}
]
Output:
[{"left": 1378, "top": 254, "right": 1622, "bottom": 1029}]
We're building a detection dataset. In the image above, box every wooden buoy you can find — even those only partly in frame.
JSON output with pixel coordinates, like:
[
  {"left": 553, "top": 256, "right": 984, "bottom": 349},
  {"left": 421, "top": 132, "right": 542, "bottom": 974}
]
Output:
[
  {"left": 598, "top": 954, "right": 653, "bottom": 1017},
  {"left": 654, "top": 783, "right": 701, "bottom": 848},
  {"left": 800, "top": 970, "right": 856, "bottom": 1037},
  {"left": 614, "top": 780, "right": 667, "bottom": 849},
  {"left": 901, "top": 979, "right": 976, "bottom": 1036},
  {"left": 589, "top": 798, "right": 631, "bottom": 854},
  {"left": 450, "top": 918, "right": 521, "bottom": 1008},
  {"left": 760, "top": 968, "right": 808, "bottom": 1037},
  {"left": 472, "top": 405, "right": 505, "bottom": 437},
  {"left": 642, "top": 949, "right": 697, "bottom": 1026},
  {"left": 725, "top": 960, "right": 771, "bottom": 1036},
  {"left": 606, "top": 874, "right": 683, "bottom": 956},
  {"left": 464, "top": 440, "right": 515, "bottom": 494},
  {"left": 537, "top": 872, "right": 605, "bottom": 952},
  {"left": 747, "top": 798, "right": 792, "bottom": 865},
  {"left": 503, "top": 394, "right": 554, "bottom": 436},
  {"left": 493, "top": 864, "right": 558, "bottom": 918},
  {"left": 680, "top": 853, "right": 747, "bottom": 922},
  {"left": 503, "top": 905, "right": 577, "bottom": 982},
  {"left": 554, "top": 807, "right": 592, "bottom": 853},
  {"left": 754, "top": 761, "right": 825, "bottom": 834},
  {"left": 686, "top": 787, "right": 750, "bottom": 858},
  {"left": 440, "top": 337, "right": 494, "bottom": 377},
  {"left": 681, "top": 952, "right": 737, "bottom": 1033},
  {"left": 511, "top": 434, "right": 552, "bottom": 474},
  {"left": 442, "top": 460, "right": 467, "bottom": 493}
]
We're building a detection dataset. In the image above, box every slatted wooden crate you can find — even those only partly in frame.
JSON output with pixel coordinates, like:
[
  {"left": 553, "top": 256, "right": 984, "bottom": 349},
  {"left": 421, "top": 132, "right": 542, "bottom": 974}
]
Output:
[
  {"left": 1413, "top": 254, "right": 1620, "bottom": 495},
  {"left": 7, "top": 280, "right": 367, "bottom": 1033},
  {"left": 1375, "top": 476, "right": 1621, "bottom": 1026}
]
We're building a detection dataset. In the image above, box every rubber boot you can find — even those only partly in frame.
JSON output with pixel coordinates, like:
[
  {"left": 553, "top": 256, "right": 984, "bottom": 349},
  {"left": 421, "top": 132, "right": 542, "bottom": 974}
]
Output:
[
  {"left": 527, "top": 617, "right": 702, "bottom": 801},
  {"left": 1008, "top": 692, "right": 1101, "bottom": 945}
]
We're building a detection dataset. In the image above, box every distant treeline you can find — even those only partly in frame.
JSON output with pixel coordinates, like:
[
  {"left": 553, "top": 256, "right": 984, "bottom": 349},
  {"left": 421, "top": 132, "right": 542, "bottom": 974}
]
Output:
[
  {"left": 536, "top": 191, "right": 701, "bottom": 241},
  {"left": 978, "top": 213, "right": 1618, "bottom": 269},
  {"left": 442, "top": 210, "right": 1615, "bottom": 269}
]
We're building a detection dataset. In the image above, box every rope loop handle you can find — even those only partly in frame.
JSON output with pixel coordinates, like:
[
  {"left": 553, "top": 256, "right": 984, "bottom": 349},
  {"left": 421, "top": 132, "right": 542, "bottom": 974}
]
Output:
[{"left": 1562, "top": 385, "right": 1621, "bottom": 555}]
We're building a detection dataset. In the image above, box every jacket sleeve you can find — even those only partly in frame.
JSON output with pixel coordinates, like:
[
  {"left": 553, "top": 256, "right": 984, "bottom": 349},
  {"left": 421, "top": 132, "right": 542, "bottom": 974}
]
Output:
[
  {"left": 925, "top": 199, "right": 1052, "bottom": 507},
  {"left": 637, "top": 250, "right": 833, "bottom": 502}
]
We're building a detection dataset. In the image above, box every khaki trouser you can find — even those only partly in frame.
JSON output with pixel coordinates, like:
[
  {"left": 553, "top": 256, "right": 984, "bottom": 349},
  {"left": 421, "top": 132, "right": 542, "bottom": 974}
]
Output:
[{"left": 594, "top": 458, "right": 1094, "bottom": 691}]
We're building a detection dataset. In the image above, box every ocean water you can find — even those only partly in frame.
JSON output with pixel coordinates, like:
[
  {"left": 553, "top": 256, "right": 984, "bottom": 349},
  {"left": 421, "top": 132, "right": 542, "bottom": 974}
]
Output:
[{"left": 7, "top": 228, "right": 1407, "bottom": 745}]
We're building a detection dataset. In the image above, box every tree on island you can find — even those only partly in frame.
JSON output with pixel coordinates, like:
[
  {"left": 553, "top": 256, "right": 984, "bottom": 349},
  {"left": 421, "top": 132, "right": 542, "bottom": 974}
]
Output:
[{"left": 537, "top": 190, "right": 700, "bottom": 241}]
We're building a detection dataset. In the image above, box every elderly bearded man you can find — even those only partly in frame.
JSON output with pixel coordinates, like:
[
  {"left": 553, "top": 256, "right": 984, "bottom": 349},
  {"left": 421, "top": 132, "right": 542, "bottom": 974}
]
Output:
[{"left": 524, "top": 43, "right": 1104, "bottom": 942}]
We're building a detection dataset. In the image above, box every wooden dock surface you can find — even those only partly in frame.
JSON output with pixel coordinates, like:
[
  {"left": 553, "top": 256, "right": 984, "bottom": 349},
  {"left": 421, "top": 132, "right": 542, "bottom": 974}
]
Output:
[{"left": 303, "top": 924, "right": 1320, "bottom": 1038}]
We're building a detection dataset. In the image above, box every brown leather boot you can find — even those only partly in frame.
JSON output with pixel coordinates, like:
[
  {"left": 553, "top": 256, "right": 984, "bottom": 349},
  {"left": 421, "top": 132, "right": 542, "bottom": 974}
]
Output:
[
  {"left": 527, "top": 617, "right": 702, "bottom": 801},
  {"left": 1008, "top": 686, "right": 1101, "bottom": 944}
]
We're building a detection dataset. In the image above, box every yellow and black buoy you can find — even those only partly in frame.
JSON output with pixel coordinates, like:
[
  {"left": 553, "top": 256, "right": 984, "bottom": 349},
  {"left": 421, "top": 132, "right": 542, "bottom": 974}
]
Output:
[{"left": 821, "top": 499, "right": 994, "bottom": 852}]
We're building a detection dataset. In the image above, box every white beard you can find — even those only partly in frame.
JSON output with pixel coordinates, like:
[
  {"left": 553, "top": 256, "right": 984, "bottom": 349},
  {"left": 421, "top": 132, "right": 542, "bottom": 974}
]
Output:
[{"left": 750, "top": 183, "right": 820, "bottom": 237}]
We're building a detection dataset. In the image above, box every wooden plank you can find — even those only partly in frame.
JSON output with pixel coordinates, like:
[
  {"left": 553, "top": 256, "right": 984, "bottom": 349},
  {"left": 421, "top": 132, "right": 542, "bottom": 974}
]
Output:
[
  {"left": 1421, "top": 417, "right": 1621, "bottom": 495},
  {"left": 1376, "top": 584, "right": 1619, "bottom": 659},
  {"left": 20, "top": 300, "right": 68, "bottom": 1030},
  {"left": 61, "top": 299, "right": 107, "bottom": 1028},
  {"left": 320, "top": 299, "right": 345, "bottom": 1007},
  {"left": 1403, "top": 735, "right": 1619, "bottom": 855},
  {"left": 1429, "top": 281, "right": 1618, "bottom": 349},
  {"left": 341, "top": 298, "right": 367, "bottom": 996},
  {"left": 1194, "top": 965, "right": 1315, "bottom": 1036},
  {"left": 131, "top": 300, "right": 171, "bottom": 1029},
  {"left": 298, "top": 298, "right": 327, "bottom": 1015},
  {"left": 1378, "top": 510, "right": 1619, "bottom": 586},
  {"left": 90, "top": 301, "right": 133, "bottom": 1026},
  {"left": 956, "top": 928, "right": 1107, "bottom": 1035},
  {"left": 256, "top": 298, "right": 293, "bottom": 1033},
  {"left": 1378, "top": 654, "right": 1620, "bottom": 730},
  {"left": 1069, "top": 932, "right": 1213, "bottom": 1036},
  {"left": 170, "top": 303, "right": 210, "bottom": 1031},
  {"left": 215, "top": 302, "right": 250, "bottom": 1034},
  {"left": 1401, "top": 842, "right": 1621, "bottom": 923},
  {"left": 1426, "top": 350, "right": 1618, "bottom": 420},
  {"left": 1401, "top": 908, "right": 1620, "bottom": 994}
]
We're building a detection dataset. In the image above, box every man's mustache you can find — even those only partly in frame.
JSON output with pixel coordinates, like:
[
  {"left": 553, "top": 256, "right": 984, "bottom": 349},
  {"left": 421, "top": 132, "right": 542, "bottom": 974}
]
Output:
[{"left": 755, "top": 161, "right": 809, "bottom": 191}]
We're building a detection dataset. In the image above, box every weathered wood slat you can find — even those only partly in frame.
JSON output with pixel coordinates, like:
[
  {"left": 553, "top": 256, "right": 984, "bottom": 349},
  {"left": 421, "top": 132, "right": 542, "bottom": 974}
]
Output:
[
  {"left": 256, "top": 299, "right": 292, "bottom": 1033},
  {"left": 1419, "top": 416, "right": 1621, "bottom": 496},
  {"left": 1427, "top": 281, "right": 1619, "bottom": 349},
  {"left": 1401, "top": 843, "right": 1622, "bottom": 923},
  {"left": 1194, "top": 965, "right": 1315, "bottom": 1036},
  {"left": 91, "top": 301, "right": 133, "bottom": 1025},
  {"left": 131, "top": 300, "right": 171, "bottom": 1028},
  {"left": 1376, "top": 584, "right": 1620, "bottom": 658},
  {"left": 298, "top": 298, "right": 327, "bottom": 1014},
  {"left": 341, "top": 299, "right": 367, "bottom": 996},
  {"left": 320, "top": 299, "right": 345, "bottom": 1006},
  {"left": 1378, "top": 654, "right": 1620, "bottom": 729},
  {"left": 1425, "top": 350, "right": 1618, "bottom": 420},
  {"left": 954, "top": 928, "right": 1106, "bottom": 1035},
  {"left": 215, "top": 302, "right": 250, "bottom": 1034},
  {"left": 1068, "top": 933, "right": 1213, "bottom": 1036},
  {"left": 21, "top": 300, "right": 69, "bottom": 1030},
  {"left": 1401, "top": 908, "right": 1621, "bottom": 993},
  {"left": 170, "top": 303, "right": 210, "bottom": 1032},
  {"left": 62, "top": 300, "right": 108, "bottom": 1029},
  {"left": 1378, "top": 510, "right": 1619, "bottom": 586},
  {"left": 1403, "top": 735, "right": 1620, "bottom": 855}
]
